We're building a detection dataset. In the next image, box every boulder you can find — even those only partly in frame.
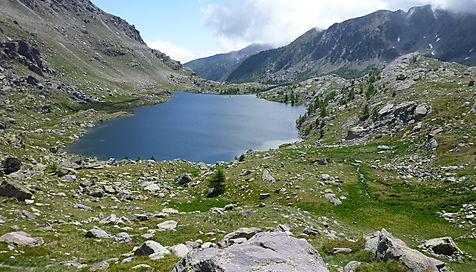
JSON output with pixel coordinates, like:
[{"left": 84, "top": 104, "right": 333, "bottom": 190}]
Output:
[
  {"left": 421, "top": 138, "right": 438, "bottom": 151},
  {"left": 375, "top": 229, "right": 445, "bottom": 272},
  {"left": 85, "top": 226, "right": 111, "bottom": 239},
  {"left": 173, "top": 232, "right": 328, "bottom": 272},
  {"left": 363, "top": 231, "right": 381, "bottom": 253},
  {"left": 332, "top": 248, "right": 352, "bottom": 254},
  {"left": 2, "top": 157, "right": 21, "bottom": 175},
  {"left": 378, "top": 104, "right": 394, "bottom": 117},
  {"left": 419, "top": 237, "right": 463, "bottom": 259},
  {"left": 135, "top": 240, "right": 170, "bottom": 258},
  {"left": 393, "top": 102, "right": 417, "bottom": 121},
  {"left": 414, "top": 104, "right": 430, "bottom": 120},
  {"left": 0, "top": 180, "right": 33, "bottom": 201},
  {"left": 259, "top": 193, "right": 271, "bottom": 200},
  {"left": 224, "top": 204, "right": 235, "bottom": 211},
  {"left": 346, "top": 126, "right": 368, "bottom": 140},
  {"left": 170, "top": 244, "right": 189, "bottom": 258},
  {"left": 262, "top": 169, "right": 275, "bottom": 183},
  {"left": 0, "top": 231, "right": 44, "bottom": 247},
  {"left": 175, "top": 173, "right": 192, "bottom": 186}
]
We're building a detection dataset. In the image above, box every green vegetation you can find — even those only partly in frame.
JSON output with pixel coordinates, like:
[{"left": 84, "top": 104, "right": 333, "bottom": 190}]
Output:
[{"left": 207, "top": 168, "right": 226, "bottom": 197}]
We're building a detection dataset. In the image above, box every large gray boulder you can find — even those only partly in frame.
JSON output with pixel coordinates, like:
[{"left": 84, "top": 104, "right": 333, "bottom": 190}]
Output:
[
  {"left": 0, "top": 231, "right": 44, "bottom": 247},
  {"left": 262, "top": 169, "right": 275, "bottom": 183},
  {"left": 219, "top": 227, "right": 261, "bottom": 247},
  {"left": 173, "top": 232, "right": 328, "bottom": 272},
  {"left": 135, "top": 240, "right": 170, "bottom": 259},
  {"left": 346, "top": 126, "right": 368, "bottom": 140},
  {"left": 0, "top": 180, "right": 33, "bottom": 201},
  {"left": 85, "top": 226, "right": 111, "bottom": 239},
  {"left": 375, "top": 229, "right": 445, "bottom": 272}
]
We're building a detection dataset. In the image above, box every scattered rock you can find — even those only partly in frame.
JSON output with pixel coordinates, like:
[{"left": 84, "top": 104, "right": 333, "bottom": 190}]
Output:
[
  {"left": 262, "top": 169, "right": 275, "bottom": 183},
  {"left": 332, "top": 248, "right": 352, "bottom": 255},
  {"left": 347, "top": 126, "right": 368, "bottom": 140},
  {"left": 223, "top": 204, "right": 235, "bottom": 211},
  {"left": 0, "top": 180, "right": 33, "bottom": 201},
  {"left": 175, "top": 173, "right": 192, "bottom": 186},
  {"left": 259, "top": 193, "right": 271, "bottom": 200},
  {"left": 114, "top": 232, "right": 131, "bottom": 244},
  {"left": 0, "top": 231, "right": 44, "bottom": 247},
  {"left": 85, "top": 226, "right": 111, "bottom": 239},
  {"left": 173, "top": 232, "right": 328, "bottom": 272},
  {"left": 135, "top": 240, "right": 170, "bottom": 259},
  {"left": 157, "top": 220, "right": 178, "bottom": 231},
  {"left": 2, "top": 157, "right": 21, "bottom": 175},
  {"left": 375, "top": 229, "right": 445, "bottom": 272}
]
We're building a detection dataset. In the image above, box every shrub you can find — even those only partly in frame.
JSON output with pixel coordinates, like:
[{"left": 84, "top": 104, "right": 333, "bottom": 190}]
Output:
[
  {"left": 238, "top": 154, "right": 245, "bottom": 162},
  {"left": 207, "top": 168, "right": 226, "bottom": 197}
]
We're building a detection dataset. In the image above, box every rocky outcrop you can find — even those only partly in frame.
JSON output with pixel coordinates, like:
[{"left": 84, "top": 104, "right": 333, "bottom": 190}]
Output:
[
  {"left": 173, "top": 232, "right": 328, "bottom": 272},
  {"left": 346, "top": 126, "right": 368, "bottom": 140},
  {"left": 375, "top": 229, "right": 445, "bottom": 272},
  {"left": 0, "top": 180, "right": 33, "bottom": 201},
  {"left": 262, "top": 169, "right": 275, "bottom": 183},
  {"left": 175, "top": 173, "right": 192, "bottom": 186},
  {"left": 0, "top": 40, "right": 46, "bottom": 75},
  {"left": 2, "top": 157, "right": 21, "bottom": 175}
]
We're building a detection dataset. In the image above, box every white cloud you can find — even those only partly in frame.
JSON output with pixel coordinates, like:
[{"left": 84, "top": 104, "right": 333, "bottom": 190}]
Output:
[
  {"left": 202, "top": 0, "right": 476, "bottom": 52},
  {"left": 146, "top": 40, "right": 198, "bottom": 63}
]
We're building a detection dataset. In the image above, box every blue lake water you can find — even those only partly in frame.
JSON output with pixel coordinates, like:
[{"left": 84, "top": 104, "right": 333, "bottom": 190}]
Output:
[{"left": 67, "top": 92, "right": 306, "bottom": 164}]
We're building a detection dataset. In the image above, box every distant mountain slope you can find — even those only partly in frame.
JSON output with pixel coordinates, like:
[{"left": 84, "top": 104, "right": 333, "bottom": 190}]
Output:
[
  {"left": 185, "top": 43, "right": 272, "bottom": 82},
  {"left": 227, "top": 5, "right": 476, "bottom": 83},
  {"left": 0, "top": 0, "right": 202, "bottom": 91}
]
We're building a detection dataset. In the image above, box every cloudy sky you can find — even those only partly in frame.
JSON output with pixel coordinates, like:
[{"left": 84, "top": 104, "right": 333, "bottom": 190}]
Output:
[{"left": 91, "top": 0, "right": 476, "bottom": 63}]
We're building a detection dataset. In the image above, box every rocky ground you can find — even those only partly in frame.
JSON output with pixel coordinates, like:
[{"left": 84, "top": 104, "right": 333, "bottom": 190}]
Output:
[{"left": 0, "top": 52, "right": 474, "bottom": 271}]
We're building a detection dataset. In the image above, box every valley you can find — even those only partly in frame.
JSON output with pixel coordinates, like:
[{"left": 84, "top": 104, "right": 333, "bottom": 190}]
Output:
[{"left": 0, "top": 1, "right": 475, "bottom": 272}]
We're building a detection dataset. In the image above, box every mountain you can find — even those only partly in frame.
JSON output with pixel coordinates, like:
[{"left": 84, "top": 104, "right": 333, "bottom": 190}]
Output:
[
  {"left": 227, "top": 5, "right": 476, "bottom": 83},
  {"left": 0, "top": 0, "right": 206, "bottom": 101},
  {"left": 184, "top": 43, "right": 272, "bottom": 82}
]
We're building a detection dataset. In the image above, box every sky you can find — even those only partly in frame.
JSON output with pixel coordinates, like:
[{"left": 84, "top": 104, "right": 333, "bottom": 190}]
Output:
[{"left": 91, "top": 0, "right": 476, "bottom": 63}]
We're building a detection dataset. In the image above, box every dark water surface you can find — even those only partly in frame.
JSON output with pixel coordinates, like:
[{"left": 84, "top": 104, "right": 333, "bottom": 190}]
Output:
[{"left": 67, "top": 92, "right": 305, "bottom": 163}]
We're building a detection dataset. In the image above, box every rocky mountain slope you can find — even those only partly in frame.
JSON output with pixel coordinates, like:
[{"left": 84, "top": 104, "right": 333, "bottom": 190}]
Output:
[
  {"left": 184, "top": 43, "right": 272, "bottom": 82},
  {"left": 227, "top": 5, "right": 476, "bottom": 83}
]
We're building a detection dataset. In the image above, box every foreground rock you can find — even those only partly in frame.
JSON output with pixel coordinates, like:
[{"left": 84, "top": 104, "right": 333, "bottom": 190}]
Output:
[
  {"left": 375, "top": 229, "right": 445, "bottom": 272},
  {"left": 2, "top": 157, "right": 21, "bottom": 175},
  {"left": 175, "top": 173, "right": 192, "bottom": 186},
  {"left": 173, "top": 232, "right": 328, "bottom": 272},
  {"left": 0, "top": 231, "right": 44, "bottom": 247},
  {"left": 0, "top": 180, "right": 33, "bottom": 201}
]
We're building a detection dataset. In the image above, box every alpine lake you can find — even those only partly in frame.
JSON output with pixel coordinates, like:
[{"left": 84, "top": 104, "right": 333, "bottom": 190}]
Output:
[{"left": 67, "top": 92, "right": 306, "bottom": 164}]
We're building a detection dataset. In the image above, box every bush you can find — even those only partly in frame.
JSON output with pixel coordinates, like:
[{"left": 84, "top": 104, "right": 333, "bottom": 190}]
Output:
[
  {"left": 238, "top": 154, "right": 245, "bottom": 162},
  {"left": 207, "top": 168, "right": 226, "bottom": 197},
  {"left": 322, "top": 238, "right": 365, "bottom": 254}
]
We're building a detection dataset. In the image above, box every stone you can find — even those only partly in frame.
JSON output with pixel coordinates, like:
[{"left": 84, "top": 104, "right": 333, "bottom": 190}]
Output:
[
  {"left": 157, "top": 220, "right": 178, "bottom": 231},
  {"left": 468, "top": 80, "right": 475, "bottom": 87},
  {"left": 421, "top": 138, "right": 438, "bottom": 151},
  {"left": 220, "top": 227, "right": 261, "bottom": 247},
  {"left": 175, "top": 173, "right": 192, "bottom": 186},
  {"left": 162, "top": 208, "right": 179, "bottom": 214},
  {"left": 378, "top": 104, "right": 394, "bottom": 117},
  {"left": 346, "top": 126, "right": 368, "bottom": 140},
  {"left": 224, "top": 204, "right": 235, "bottom": 211},
  {"left": 262, "top": 169, "right": 275, "bottom": 183},
  {"left": 0, "top": 180, "right": 33, "bottom": 201},
  {"left": 132, "top": 264, "right": 152, "bottom": 269},
  {"left": 0, "top": 231, "right": 44, "bottom": 247},
  {"left": 114, "top": 232, "right": 131, "bottom": 243},
  {"left": 89, "top": 258, "right": 117, "bottom": 271},
  {"left": 377, "top": 145, "right": 392, "bottom": 150},
  {"left": 324, "top": 193, "right": 342, "bottom": 205},
  {"left": 85, "top": 226, "right": 111, "bottom": 239},
  {"left": 100, "top": 214, "right": 117, "bottom": 225},
  {"left": 419, "top": 237, "right": 463, "bottom": 258},
  {"left": 239, "top": 210, "right": 252, "bottom": 216},
  {"left": 375, "top": 229, "right": 445, "bottom": 272},
  {"left": 135, "top": 240, "right": 170, "bottom": 258},
  {"left": 144, "top": 183, "right": 161, "bottom": 192},
  {"left": 15, "top": 210, "right": 36, "bottom": 219},
  {"left": 170, "top": 244, "right": 189, "bottom": 258},
  {"left": 259, "top": 193, "right": 271, "bottom": 200},
  {"left": 344, "top": 261, "right": 362, "bottom": 272},
  {"left": 302, "top": 228, "right": 320, "bottom": 236},
  {"left": 321, "top": 174, "right": 331, "bottom": 180},
  {"left": 74, "top": 204, "right": 92, "bottom": 211},
  {"left": 414, "top": 104, "right": 429, "bottom": 120},
  {"left": 2, "top": 157, "right": 21, "bottom": 174},
  {"left": 240, "top": 170, "right": 252, "bottom": 176},
  {"left": 173, "top": 232, "right": 328, "bottom": 272}
]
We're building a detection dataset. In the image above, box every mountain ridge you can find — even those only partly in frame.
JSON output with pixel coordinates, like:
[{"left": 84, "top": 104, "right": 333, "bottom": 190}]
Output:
[{"left": 227, "top": 5, "right": 476, "bottom": 83}]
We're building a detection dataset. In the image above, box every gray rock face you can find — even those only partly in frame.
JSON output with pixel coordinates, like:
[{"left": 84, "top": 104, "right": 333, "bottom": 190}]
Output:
[
  {"left": 0, "top": 231, "right": 44, "bottom": 247},
  {"left": 157, "top": 220, "right": 178, "bottom": 231},
  {"left": 175, "top": 173, "right": 192, "bottom": 186},
  {"left": 0, "top": 180, "right": 33, "bottom": 201},
  {"left": 262, "top": 169, "right": 275, "bottom": 183},
  {"left": 219, "top": 227, "right": 261, "bottom": 247},
  {"left": 114, "top": 232, "right": 131, "bottom": 243},
  {"left": 170, "top": 244, "right": 189, "bottom": 258},
  {"left": 344, "top": 261, "right": 362, "bottom": 272},
  {"left": 2, "top": 157, "right": 21, "bottom": 174},
  {"left": 375, "top": 229, "right": 445, "bottom": 272},
  {"left": 173, "top": 232, "right": 328, "bottom": 272}
]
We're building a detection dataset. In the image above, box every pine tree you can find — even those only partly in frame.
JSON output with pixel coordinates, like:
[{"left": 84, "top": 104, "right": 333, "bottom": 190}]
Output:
[{"left": 207, "top": 169, "right": 225, "bottom": 197}]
